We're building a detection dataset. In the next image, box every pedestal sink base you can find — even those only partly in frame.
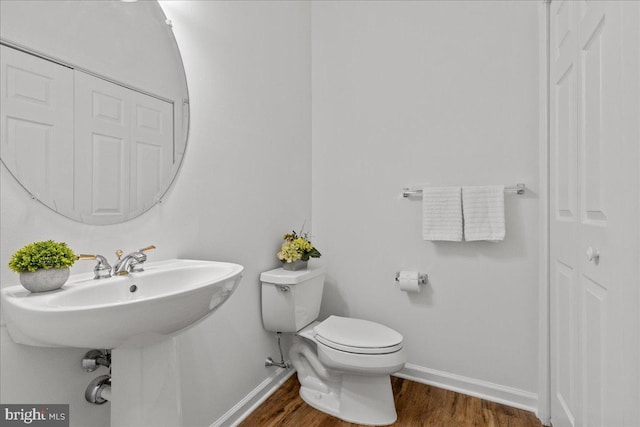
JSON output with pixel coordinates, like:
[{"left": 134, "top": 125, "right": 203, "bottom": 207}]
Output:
[
  {"left": 110, "top": 339, "right": 182, "bottom": 427},
  {"left": 0, "top": 259, "right": 244, "bottom": 427}
]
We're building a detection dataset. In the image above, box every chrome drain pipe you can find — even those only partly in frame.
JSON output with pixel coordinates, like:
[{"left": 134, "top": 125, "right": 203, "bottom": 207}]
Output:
[
  {"left": 82, "top": 349, "right": 111, "bottom": 372},
  {"left": 265, "top": 332, "right": 290, "bottom": 369},
  {"left": 85, "top": 375, "right": 111, "bottom": 405}
]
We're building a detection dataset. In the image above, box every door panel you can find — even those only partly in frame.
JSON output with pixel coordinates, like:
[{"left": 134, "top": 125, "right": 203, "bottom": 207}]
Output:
[
  {"left": 550, "top": 1, "right": 579, "bottom": 424},
  {"left": 129, "top": 91, "right": 173, "bottom": 213},
  {"left": 74, "top": 71, "right": 131, "bottom": 223},
  {"left": 577, "top": 3, "right": 623, "bottom": 425},
  {"left": 554, "top": 63, "right": 576, "bottom": 220},
  {"left": 550, "top": 2, "right": 639, "bottom": 427},
  {"left": 91, "top": 133, "right": 126, "bottom": 215},
  {"left": 553, "top": 261, "right": 577, "bottom": 427},
  {"left": 0, "top": 45, "right": 74, "bottom": 212},
  {"left": 74, "top": 71, "right": 173, "bottom": 223},
  {"left": 582, "top": 278, "right": 606, "bottom": 427},
  {"left": 579, "top": 15, "right": 606, "bottom": 224}
]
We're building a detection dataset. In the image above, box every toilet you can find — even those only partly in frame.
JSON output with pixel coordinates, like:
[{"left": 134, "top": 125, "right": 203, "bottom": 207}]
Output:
[{"left": 260, "top": 266, "right": 406, "bottom": 425}]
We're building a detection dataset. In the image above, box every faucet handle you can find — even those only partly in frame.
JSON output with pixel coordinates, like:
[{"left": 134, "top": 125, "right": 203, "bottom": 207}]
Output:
[
  {"left": 139, "top": 245, "right": 156, "bottom": 253},
  {"left": 129, "top": 246, "right": 155, "bottom": 273},
  {"left": 77, "top": 254, "right": 112, "bottom": 279},
  {"left": 115, "top": 250, "right": 123, "bottom": 260}
]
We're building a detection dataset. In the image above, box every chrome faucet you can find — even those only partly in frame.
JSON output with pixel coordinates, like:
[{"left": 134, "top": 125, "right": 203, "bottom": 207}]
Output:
[
  {"left": 77, "top": 245, "right": 156, "bottom": 278},
  {"left": 77, "top": 254, "right": 112, "bottom": 279},
  {"left": 112, "top": 245, "right": 156, "bottom": 275}
]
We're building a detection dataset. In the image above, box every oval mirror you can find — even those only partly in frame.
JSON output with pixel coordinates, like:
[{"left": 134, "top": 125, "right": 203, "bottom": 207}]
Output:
[{"left": 0, "top": 0, "right": 189, "bottom": 225}]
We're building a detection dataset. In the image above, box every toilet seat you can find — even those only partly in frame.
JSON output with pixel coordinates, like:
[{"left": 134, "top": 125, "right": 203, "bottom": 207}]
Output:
[{"left": 314, "top": 316, "right": 404, "bottom": 355}]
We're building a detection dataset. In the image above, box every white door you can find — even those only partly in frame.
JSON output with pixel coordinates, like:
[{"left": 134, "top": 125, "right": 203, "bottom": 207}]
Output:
[
  {"left": 549, "top": 1, "right": 640, "bottom": 427},
  {"left": 550, "top": 1, "right": 579, "bottom": 424},
  {"left": 74, "top": 71, "right": 132, "bottom": 224},
  {"left": 129, "top": 90, "right": 174, "bottom": 213},
  {"left": 0, "top": 45, "right": 74, "bottom": 212},
  {"left": 74, "top": 71, "right": 173, "bottom": 223}
]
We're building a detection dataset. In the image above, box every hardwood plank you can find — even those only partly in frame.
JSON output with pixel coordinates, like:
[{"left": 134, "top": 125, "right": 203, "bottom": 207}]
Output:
[{"left": 239, "top": 374, "right": 542, "bottom": 427}]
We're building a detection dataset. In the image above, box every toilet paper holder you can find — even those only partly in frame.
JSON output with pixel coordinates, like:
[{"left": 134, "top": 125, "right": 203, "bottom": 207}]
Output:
[{"left": 394, "top": 272, "right": 428, "bottom": 285}]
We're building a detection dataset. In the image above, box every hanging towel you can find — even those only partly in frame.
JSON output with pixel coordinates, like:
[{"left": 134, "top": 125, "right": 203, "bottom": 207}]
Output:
[
  {"left": 422, "top": 187, "right": 463, "bottom": 241},
  {"left": 462, "top": 185, "right": 505, "bottom": 241}
]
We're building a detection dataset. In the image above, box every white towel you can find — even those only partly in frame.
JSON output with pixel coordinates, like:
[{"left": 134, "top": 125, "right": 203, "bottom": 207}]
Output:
[
  {"left": 422, "top": 187, "right": 463, "bottom": 241},
  {"left": 462, "top": 185, "right": 505, "bottom": 241}
]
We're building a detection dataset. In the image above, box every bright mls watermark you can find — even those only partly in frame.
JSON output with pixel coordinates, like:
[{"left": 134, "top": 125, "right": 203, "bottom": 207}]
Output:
[{"left": 0, "top": 405, "right": 68, "bottom": 427}]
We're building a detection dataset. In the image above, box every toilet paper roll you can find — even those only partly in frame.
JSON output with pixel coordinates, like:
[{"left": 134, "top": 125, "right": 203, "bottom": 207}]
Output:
[{"left": 397, "top": 271, "right": 421, "bottom": 293}]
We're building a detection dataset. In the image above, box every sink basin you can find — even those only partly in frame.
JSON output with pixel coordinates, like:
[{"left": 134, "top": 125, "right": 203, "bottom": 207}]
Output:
[{"left": 1, "top": 259, "right": 243, "bottom": 348}]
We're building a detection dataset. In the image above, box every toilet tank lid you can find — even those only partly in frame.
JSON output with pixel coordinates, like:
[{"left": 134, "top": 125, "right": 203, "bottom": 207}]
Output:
[{"left": 260, "top": 266, "right": 325, "bottom": 285}]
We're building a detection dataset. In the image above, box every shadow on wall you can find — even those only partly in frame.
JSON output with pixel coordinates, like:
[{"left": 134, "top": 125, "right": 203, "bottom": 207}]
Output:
[
  {"left": 322, "top": 273, "right": 436, "bottom": 312},
  {"left": 319, "top": 275, "right": 349, "bottom": 319},
  {"left": 406, "top": 281, "right": 434, "bottom": 307}
]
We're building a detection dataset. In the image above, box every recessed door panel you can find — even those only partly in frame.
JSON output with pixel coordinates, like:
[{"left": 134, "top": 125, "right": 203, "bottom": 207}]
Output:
[
  {"left": 136, "top": 105, "right": 162, "bottom": 133},
  {"left": 75, "top": 71, "right": 130, "bottom": 223},
  {"left": 6, "top": 117, "right": 51, "bottom": 194},
  {"left": 93, "top": 91, "right": 125, "bottom": 125},
  {"left": 552, "top": 261, "right": 577, "bottom": 427},
  {"left": 554, "top": 64, "right": 576, "bottom": 219},
  {"left": 0, "top": 45, "right": 74, "bottom": 211},
  {"left": 580, "top": 17, "right": 607, "bottom": 224},
  {"left": 91, "top": 133, "right": 125, "bottom": 215},
  {"left": 134, "top": 141, "right": 162, "bottom": 209},
  {"left": 555, "top": 0, "right": 572, "bottom": 60},
  {"left": 6, "top": 65, "right": 52, "bottom": 107},
  {"left": 582, "top": 277, "right": 606, "bottom": 427},
  {"left": 129, "top": 91, "right": 173, "bottom": 211}
]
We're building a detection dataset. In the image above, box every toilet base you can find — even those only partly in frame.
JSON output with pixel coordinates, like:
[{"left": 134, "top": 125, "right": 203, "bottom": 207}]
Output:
[{"left": 298, "top": 372, "right": 397, "bottom": 426}]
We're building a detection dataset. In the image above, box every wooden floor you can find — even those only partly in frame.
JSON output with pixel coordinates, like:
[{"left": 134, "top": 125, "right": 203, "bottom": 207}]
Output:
[{"left": 239, "top": 374, "right": 543, "bottom": 427}]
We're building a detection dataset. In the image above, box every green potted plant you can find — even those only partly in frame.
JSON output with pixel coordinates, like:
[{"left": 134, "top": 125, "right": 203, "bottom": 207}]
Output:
[
  {"left": 9, "top": 240, "right": 76, "bottom": 292},
  {"left": 277, "top": 230, "right": 321, "bottom": 271}
]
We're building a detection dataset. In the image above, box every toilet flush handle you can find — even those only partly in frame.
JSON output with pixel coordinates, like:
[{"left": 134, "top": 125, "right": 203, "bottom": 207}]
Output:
[{"left": 276, "top": 285, "right": 290, "bottom": 293}]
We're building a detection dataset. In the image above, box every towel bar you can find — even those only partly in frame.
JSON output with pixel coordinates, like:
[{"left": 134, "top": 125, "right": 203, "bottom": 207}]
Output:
[{"left": 401, "top": 183, "right": 525, "bottom": 198}]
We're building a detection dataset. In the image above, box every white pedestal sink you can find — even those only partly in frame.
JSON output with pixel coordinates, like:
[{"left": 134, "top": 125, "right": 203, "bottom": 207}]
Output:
[
  {"left": 1, "top": 259, "right": 243, "bottom": 348},
  {"left": 0, "top": 259, "right": 244, "bottom": 427}
]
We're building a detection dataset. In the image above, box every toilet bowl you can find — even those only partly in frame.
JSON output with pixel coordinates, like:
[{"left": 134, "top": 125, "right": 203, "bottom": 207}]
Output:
[{"left": 260, "top": 267, "right": 406, "bottom": 425}]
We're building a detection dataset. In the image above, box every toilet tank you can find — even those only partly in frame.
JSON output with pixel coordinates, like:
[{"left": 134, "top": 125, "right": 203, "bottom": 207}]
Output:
[{"left": 260, "top": 266, "right": 325, "bottom": 333}]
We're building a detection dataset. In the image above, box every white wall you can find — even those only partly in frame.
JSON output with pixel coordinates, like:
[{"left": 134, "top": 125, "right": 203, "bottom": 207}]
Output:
[
  {"left": 2, "top": 1, "right": 543, "bottom": 424},
  {"left": 0, "top": 0, "right": 185, "bottom": 105},
  {"left": 0, "top": 2, "right": 311, "bottom": 427},
  {"left": 311, "top": 0, "right": 540, "bottom": 399},
  {"left": 162, "top": 2, "right": 311, "bottom": 425}
]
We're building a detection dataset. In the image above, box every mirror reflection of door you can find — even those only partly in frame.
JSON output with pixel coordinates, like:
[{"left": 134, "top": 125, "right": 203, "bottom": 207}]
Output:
[
  {"left": 74, "top": 70, "right": 173, "bottom": 224},
  {"left": 0, "top": 0, "right": 189, "bottom": 224},
  {"left": 0, "top": 45, "right": 74, "bottom": 213}
]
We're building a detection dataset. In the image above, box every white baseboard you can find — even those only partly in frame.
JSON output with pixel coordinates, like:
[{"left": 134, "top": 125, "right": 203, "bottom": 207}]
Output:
[
  {"left": 211, "top": 363, "right": 538, "bottom": 426},
  {"left": 210, "top": 367, "right": 296, "bottom": 427},
  {"left": 395, "top": 363, "right": 538, "bottom": 414}
]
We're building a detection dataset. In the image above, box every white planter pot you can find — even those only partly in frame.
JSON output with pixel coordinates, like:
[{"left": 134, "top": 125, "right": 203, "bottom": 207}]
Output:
[
  {"left": 282, "top": 260, "right": 308, "bottom": 271},
  {"left": 19, "top": 268, "right": 70, "bottom": 293}
]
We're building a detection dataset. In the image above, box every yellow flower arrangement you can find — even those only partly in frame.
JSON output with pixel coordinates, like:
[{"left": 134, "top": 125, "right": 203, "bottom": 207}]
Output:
[{"left": 277, "top": 231, "right": 321, "bottom": 264}]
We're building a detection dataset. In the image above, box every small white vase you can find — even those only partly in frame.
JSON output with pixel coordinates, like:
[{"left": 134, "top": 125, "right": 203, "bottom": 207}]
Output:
[
  {"left": 19, "top": 268, "right": 70, "bottom": 293},
  {"left": 282, "top": 260, "right": 308, "bottom": 271}
]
